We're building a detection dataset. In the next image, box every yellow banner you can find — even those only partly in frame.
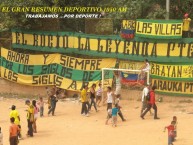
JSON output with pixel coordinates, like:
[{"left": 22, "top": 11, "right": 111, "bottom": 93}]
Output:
[
  {"left": 1, "top": 48, "right": 59, "bottom": 65},
  {"left": 1, "top": 67, "right": 112, "bottom": 91},
  {"left": 151, "top": 63, "right": 193, "bottom": 79},
  {"left": 1, "top": 48, "right": 116, "bottom": 91},
  {"left": 1, "top": 48, "right": 116, "bottom": 70},
  {"left": 122, "top": 20, "right": 135, "bottom": 29},
  {"left": 136, "top": 19, "right": 183, "bottom": 38},
  {"left": 152, "top": 79, "right": 193, "bottom": 95},
  {"left": 119, "top": 60, "right": 144, "bottom": 70},
  {"left": 12, "top": 31, "right": 193, "bottom": 60}
]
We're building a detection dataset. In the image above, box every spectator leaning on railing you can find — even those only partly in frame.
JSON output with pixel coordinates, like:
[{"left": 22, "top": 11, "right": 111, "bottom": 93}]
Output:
[{"left": 183, "top": 13, "right": 191, "bottom": 38}]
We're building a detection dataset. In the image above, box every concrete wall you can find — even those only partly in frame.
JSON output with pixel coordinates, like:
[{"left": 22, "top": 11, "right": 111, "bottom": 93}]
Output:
[
  {"left": 0, "top": 78, "right": 79, "bottom": 98},
  {"left": 0, "top": 78, "right": 46, "bottom": 96},
  {"left": 0, "top": 78, "right": 190, "bottom": 103}
]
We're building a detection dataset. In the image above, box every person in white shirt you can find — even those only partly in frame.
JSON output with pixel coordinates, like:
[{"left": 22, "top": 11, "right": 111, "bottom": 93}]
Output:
[
  {"left": 113, "top": 71, "right": 126, "bottom": 121},
  {"left": 141, "top": 84, "right": 151, "bottom": 115},
  {"left": 141, "top": 59, "right": 150, "bottom": 72},
  {"left": 0, "top": 127, "right": 3, "bottom": 145},
  {"left": 96, "top": 83, "right": 102, "bottom": 106},
  {"left": 105, "top": 109, "right": 112, "bottom": 125},
  {"left": 106, "top": 86, "right": 113, "bottom": 110},
  {"left": 114, "top": 71, "right": 122, "bottom": 97},
  {"left": 138, "top": 59, "right": 150, "bottom": 81}
]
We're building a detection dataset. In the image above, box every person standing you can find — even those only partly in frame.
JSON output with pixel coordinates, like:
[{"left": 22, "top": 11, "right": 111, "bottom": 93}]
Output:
[
  {"left": 89, "top": 84, "right": 98, "bottom": 112},
  {"left": 9, "top": 117, "right": 20, "bottom": 145},
  {"left": 32, "top": 100, "right": 39, "bottom": 133},
  {"left": 113, "top": 71, "right": 122, "bottom": 98},
  {"left": 45, "top": 87, "right": 52, "bottom": 109},
  {"left": 106, "top": 86, "right": 113, "bottom": 110},
  {"left": 105, "top": 108, "right": 112, "bottom": 125},
  {"left": 172, "top": 116, "right": 178, "bottom": 141},
  {"left": 183, "top": 13, "right": 191, "bottom": 38},
  {"left": 0, "top": 127, "right": 3, "bottom": 145},
  {"left": 115, "top": 95, "right": 126, "bottom": 121},
  {"left": 48, "top": 92, "right": 58, "bottom": 116},
  {"left": 141, "top": 84, "right": 150, "bottom": 115},
  {"left": 141, "top": 59, "right": 150, "bottom": 72},
  {"left": 164, "top": 121, "right": 175, "bottom": 145},
  {"left": 113, "top": 71, "right": 126, "bottom": 121},
  {"left": 85, "top": 90, "right": 90, "bottom": 113},
  {"left": 80, "top": 85, "right": 89, "bottom": 117},
  {"left": 138, "top": 59, "right": 150, "bottom": 81},
  {"left": 9, "top": 105, "right": 22, "bottom": 139},
  {"left": 112, "top": 104, "right": 119, "bottom": 127},
  {"left": 25, "top": 100, "right": 34, "bottom": 137},
  {"left": 140, "top": 85, "right": 160, "bottom": 120},
  {"left": 37, "top": 97, "right": 45, "bottom": 117},
  {"left": 96, "top": 83, "right": 102, "bottom": 107}
]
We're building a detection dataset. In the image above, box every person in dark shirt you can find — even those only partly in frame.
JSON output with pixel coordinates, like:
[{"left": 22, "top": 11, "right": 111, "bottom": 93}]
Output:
[
  {"left": 48, "top": 92, "right": 58, "bottom": 116},
  {"left": 89, "top": 84, "right": 98, "bottom": 112}
]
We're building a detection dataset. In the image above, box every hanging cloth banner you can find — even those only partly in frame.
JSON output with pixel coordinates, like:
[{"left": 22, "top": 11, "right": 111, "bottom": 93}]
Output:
[
  {"left": 0, "top": 48, "right": 116, "bottom": 91},
  {"left": 11, "top": 29, "right": 193, "bottom": 62},
  {"left": 151, "top": 79, "right": 193, "bottom": 96},
  {"left": 151, "top": 62, "right": 193, "bottom": 81},
  {"left": 119, "top": 60, "right": 193, "bottom": 96},
  {"left": 119, "top": 60, "right": 145, "bottom": 85},
  {"left": 136, "top": 19, "right": 183, "bottom": 39}
]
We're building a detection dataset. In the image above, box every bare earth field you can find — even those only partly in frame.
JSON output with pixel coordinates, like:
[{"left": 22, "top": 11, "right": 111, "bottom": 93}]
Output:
[{"left": 0, "top": 97, "right": 193, "bottom": 145}]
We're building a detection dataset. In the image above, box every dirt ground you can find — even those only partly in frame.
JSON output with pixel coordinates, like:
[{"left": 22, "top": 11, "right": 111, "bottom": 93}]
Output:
[{"left": 1, "top": 96, "right": 193, "bottom": 145}]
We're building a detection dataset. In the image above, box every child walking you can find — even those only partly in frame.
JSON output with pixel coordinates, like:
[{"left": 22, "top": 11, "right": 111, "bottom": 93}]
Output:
[
  {"left": 112, "top": 104, "right": 119, "bottom": 127},
  {"left": 37, "top": 96, "right": 45, "bottom": 117},
  {"left": 105, "top": 108, "right": 112, "bottom": 125},
  {"left": 89, "top": 84, "right": 98, "bottom": 112},
  {"left": 80, "top": 85, "right": 89, "bottom": 117},
  {"left": 9, "top": 105, "right": 22, "bottom": 140},
  {"left": 164, "top": 121, "right": 175, "bottom": 145},
  {"left": 172, "top": 116, "right": 178, "bottom": 141},
  {"left": 9, "top": 117, "right": 20, "bottom": 145},
  {"left": 96, "top": 83, "right": 102, "bottom": 107},
  {"left": 115, "top": 95, "right": 126, "bottom": 121},
  {"left": 48, "top": 93, "right": 58, "bottom": 116},
  {"left": 32, "top": 100, "right": 39, "bottom": 133},
  {"left": 0, "top": 127, "right": 3, "bottom": 145},
  {"left": 106, "top": 86, "right": 113, "bottom": 110}
]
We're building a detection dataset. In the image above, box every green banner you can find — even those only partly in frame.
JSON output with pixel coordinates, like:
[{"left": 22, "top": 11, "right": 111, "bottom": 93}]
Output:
[
  {"left": 1, "top": 57, "right": 102, "bottom": 81},
  {"left": 11, "top": 29, "right": 193, "bottom": 63},
  {"left": 0, "top": 48, "right": 116, "bottom": 90}
]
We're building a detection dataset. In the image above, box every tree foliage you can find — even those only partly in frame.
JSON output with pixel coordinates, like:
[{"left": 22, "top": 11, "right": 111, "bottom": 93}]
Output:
[
  {"left": 0, "top": 0, "right": 45, "bottom": 29},
  {"left": 0, "top": 0, "right": 193, "bottom": 32}
]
